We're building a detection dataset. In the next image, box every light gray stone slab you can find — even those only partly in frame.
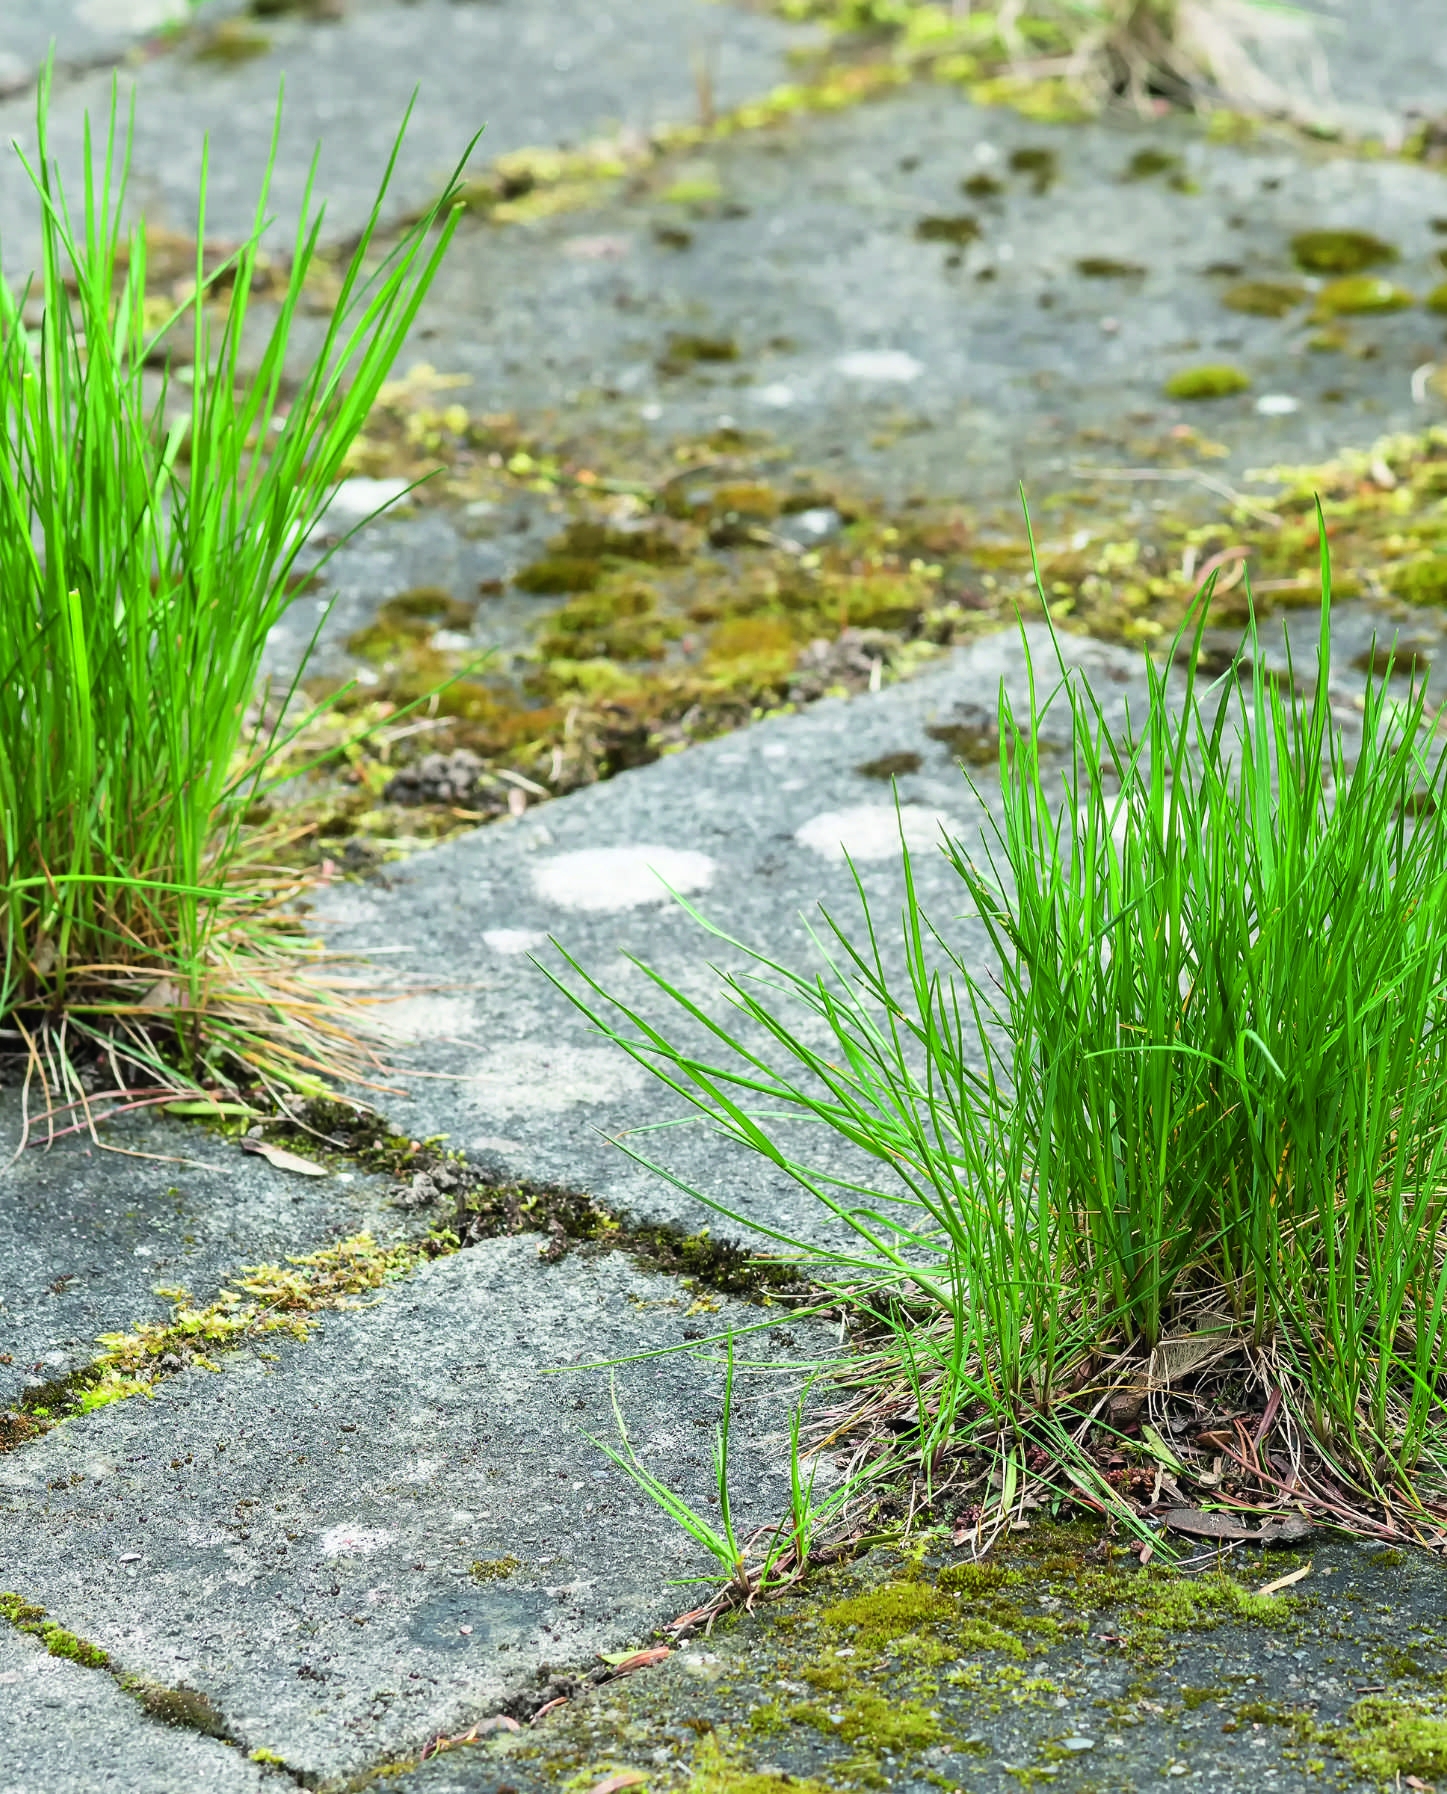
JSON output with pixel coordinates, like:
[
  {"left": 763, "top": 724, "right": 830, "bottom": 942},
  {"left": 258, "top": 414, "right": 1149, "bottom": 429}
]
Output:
[
  {"left": 0, "top": 1235, "right": 820, "bottom": 1781},
  {"left": 0, "top": 1104, "right": 398, "bottom": 1413},
  {"left": 0, "top": 0, "right": 815, "bottom": 278},
  {"left": 0, "top": 1622, "right": 272, "bottom": 1794}
]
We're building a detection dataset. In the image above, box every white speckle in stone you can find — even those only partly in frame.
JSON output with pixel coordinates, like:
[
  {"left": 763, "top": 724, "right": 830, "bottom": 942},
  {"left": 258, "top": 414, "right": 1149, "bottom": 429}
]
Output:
[
  {"left": 835, "top": 350, "right": 923, "bottom": 384},
  {"left": 762, "top": 742, "right": 790, "bottom": 760},
  {"left": 310, "top": 477, "right": 411, "bottom": 541},
  {"left": 319, "top": 1525, "right": 393, "bottom": 1558},
  {"left": 464, "top": 1042, "right": 646, "bottom": 1116},
  {"left": 755, "top": 382, "right": 796, "bottom": 408},
  {"left": 308, "top": 887, "right": 380, "bottom": 929},
  {"left": 531, "top": 845, "right": 716, "bottom": 912},
  {"left": 795, "top": 805, "right": 961, "bottom": 863},
  {"left": 482, "top": 928, "right": 548, "bottom": 955},
  {"left": 1255, "top": 393, "right": 1301, "bottom": 416},
  {"left": 384, "top": 996, "right": 478, "bottom": 1042},
  {"left": 471, "top": 1133, "right": 525, "bottom": 1155}
]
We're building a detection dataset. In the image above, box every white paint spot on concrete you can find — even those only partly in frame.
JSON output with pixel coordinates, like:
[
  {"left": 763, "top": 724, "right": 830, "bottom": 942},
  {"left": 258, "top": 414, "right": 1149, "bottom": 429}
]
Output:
[
  {"left": 464, "top": 1042, "right": 645, "bottom": 1116},
  {"left": 531, "top": 845, "right": 716, "bottom": 912},
  {"left": 471, "top": 1133, "right": 525, "bottom": 1155},
  {"left": 755, "top": 382, "right": 797, "bottom": 408},
  {"left": 835, "top": 350, "right": 923, "bottom": 384},
  {"left": 384, "top": 996, "right": 478, "bottom": 1042},
  {"left": 78, "top": 0, "right": 186, "bottom": 28},
  {"left": 795, "top": 805, "right": 962, "bottom": 863},
  {"left": 319, "top": 1525, "right": 393, "bottom": 1558},
  {"left": 1255, "top": 393, "right": 1301, "bottom": 416},
  {"left": 483, "top": 927, "right": 548, "bottom": 955},
  {"left": 318, "top": 476, "right": 411, "bottom": 534}
]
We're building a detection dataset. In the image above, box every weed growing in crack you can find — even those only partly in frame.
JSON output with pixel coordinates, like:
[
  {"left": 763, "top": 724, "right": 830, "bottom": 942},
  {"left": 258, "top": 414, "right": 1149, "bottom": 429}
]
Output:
[
  {"left": 557, "top": 520, "right": 1447, "bottom": 1551},
  {"left": 0, "top": 70, "right": 469, "bottom": 1112}
]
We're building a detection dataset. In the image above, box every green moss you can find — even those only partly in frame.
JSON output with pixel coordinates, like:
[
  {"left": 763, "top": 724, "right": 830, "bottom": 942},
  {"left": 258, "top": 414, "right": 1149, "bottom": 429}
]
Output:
[
  {"left": 916, "top": 214, "right": 980, "bottom": 246},
  {"left": 346, "top": 586, "right": 476, "bottom": 660},
  {"left": 194, "top": 21, "right": 271, "bottom": 61},
  {"left": 537, "top": 581, "right": 683, "bottom": 662},
  {"left": 856, "top": 750, "right": 923, "bottom": 779},
  {"left": 927, "top": 720, "right": 999, "bottom": 765},
  {"left": 1391, "top": 554, "right": 1447, "bottom": 605},
  {"left": 937, "top": 1559, "right": 1011, "bottom": 1595},
  {"left": 1, "top": 1593, "right": 110, "bottom": 1669},
  {"left": 1220, "top": 280, "right": 1308, "bottom": 317},
  {"left": 1290, "top": 229, "right": 1398, "bottom": 273},
  {"left": 688, "top": 1733, "right": 832, "bottom": 1793},
  {"left": 659, "top": 333, "right": 739, "bottom": 374},
  {"left": 787, "top": 1689, "right": 945, "bottom": 1752},
  {"left": 514, "top": 554, "right": 603, "bottom": 595},
  {"left": 1008, "top": 146, "right": 1058, "bottom": 193},
  {"left": 1076, "top": 257, "right": 1146, "bottom": 279},
  {"left": 822, "top": 1579, "right": 955, "bottom": 1646},
  {"left": 1165, "top": 363, "right": 1251, "bottom": 400},
  {"left": 1338, "top": 1695, "right": 1447, "bottom": 1783},
  {"left": 1121, "top": 147, "right": 1182, "bottom": 180},
  {"left": 470, "top": 1556, "right": 522, "bottom": 1582},
  {"left": 1181, "top": 1686, "right": 1224, "bottom": 1709},
  {"left": 961, "top": 172, "right": 1003, "bottom": 199},
  {"left": 1312, "top": 275, "right": 1414, "bottom": 316},
  {"left": 1426, "top": 282, "right": 1447, "bottom": 314}
]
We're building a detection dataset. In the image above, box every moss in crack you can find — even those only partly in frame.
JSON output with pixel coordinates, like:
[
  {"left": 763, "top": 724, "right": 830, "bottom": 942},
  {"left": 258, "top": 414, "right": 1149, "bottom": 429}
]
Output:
[
  {"left": 4, "top": 1231, "right": 450, "bottom": 1439},
  {"left": 1, "top": 1593, "right": 110, "bottom": 1670},
  {"left": 121, "top": 1676, "right": 230, "bottom": 1737}
]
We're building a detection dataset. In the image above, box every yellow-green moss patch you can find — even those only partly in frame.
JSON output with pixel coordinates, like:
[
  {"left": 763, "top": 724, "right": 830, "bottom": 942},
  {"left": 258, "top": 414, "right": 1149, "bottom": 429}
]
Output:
[
  {"left": 1, "top": 1593, "right": 110, "bottom": 1669},
  {"left": 1312, "top": 275, "right": 1414, "bottom": 316},
  {"left": 1338, "top": 1695, "right": 1447, "bottom": 1784},
  {"left": 1290, "top": 229, "right": 1398, "bottom": 273},
  {"left": 1165, "top": 364, "right": 1251, "bottom": 400},
  {"left": 1220, "top": 280, "right": 1308, "bottom": 318}
]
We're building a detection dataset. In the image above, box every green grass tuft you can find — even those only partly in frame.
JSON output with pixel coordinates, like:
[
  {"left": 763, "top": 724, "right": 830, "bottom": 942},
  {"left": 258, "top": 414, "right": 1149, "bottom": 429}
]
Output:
[
  {"left": 0, "top": 71, "right": 468, "bottom": 1105},
  {"left": 556, "top": 521, "right": 1447, "bottom": 1531}
]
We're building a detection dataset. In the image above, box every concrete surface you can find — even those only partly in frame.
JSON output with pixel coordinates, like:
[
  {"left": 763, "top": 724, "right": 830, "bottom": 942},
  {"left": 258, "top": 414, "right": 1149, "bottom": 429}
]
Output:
[{"left": 0, "top": 1235, "right": 820, "bottom": 1781}]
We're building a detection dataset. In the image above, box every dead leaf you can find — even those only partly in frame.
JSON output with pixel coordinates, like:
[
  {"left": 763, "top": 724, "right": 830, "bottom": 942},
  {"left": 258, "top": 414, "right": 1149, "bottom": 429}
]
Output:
[
  {"left": 531, "top": 1695, "right": 570, "bottom": 1725},
  {"left": 1258, "top": 1514, "right": 1316, "bottom": 1546},
  {"left": 1163, "top": 1508, "right": 1263, "bottom": 1542},
  {"left": 587, "top": 1775, "right": 648, "bottom": 1794},
  {"left": 1149, "top": 1319, "right": 1235, "bottom": 1386},
  {"left": 1257, "top": 1561, "right": 1312, "bottom": 1597},
  {"left": 1164, "top": 1507, "right": 1315, "bottom": 1546},
  {"left": 1404, "top": 1776, "right": 1433, "bottom": 1791},
  {"left": 238, "top": 1137, "right": 329, "bottom": 1177}
]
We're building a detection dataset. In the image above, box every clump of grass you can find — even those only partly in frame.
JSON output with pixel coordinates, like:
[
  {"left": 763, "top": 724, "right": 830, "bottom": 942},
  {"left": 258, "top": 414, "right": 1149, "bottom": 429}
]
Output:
[
  {"left": 0, "top": 72, "right": 468, "bottom": 1113},
  {"left": 557, "top": 521, "right": 1447, "bottom": 1540}
]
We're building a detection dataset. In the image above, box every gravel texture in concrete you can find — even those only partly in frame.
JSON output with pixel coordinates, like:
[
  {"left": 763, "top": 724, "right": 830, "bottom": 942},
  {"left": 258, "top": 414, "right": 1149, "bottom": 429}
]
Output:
[
  {"left": 0, "top": 1234, "right": 822, "bottom": 1781},
  {"left": 0, "top": 1101, "right": 398, "bottom": 1412},
  {"left": 0, "top": 1619, "right": 272, "bottom": 1794}
]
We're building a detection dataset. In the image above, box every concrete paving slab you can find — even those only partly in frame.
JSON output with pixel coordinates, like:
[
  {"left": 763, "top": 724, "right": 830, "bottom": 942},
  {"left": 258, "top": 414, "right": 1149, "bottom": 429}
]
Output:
[
  {"left": 0, "top": 1100, "right": 398, "bottom": 1412},
  {"left": 399, "top": 85, "right": 1447, "bottom": 511},
  {"left": 0, "top": 1234, "right": 822, "bottom": 1782},
  {"left": 0, "top": 0, "right": 815, "bottom": 276},
  {"left": 0, "top": 0, "right": 241, "bottom": 96},
  {"left": 382, "top": 1531, "right": 1447, "bottom": 1794},
  {"left": 0, "top": 1621, "right": 272, "bottom": 1794},
  {"left": 314, "top": 605, "right": 1395, "bottom": 1247}
]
